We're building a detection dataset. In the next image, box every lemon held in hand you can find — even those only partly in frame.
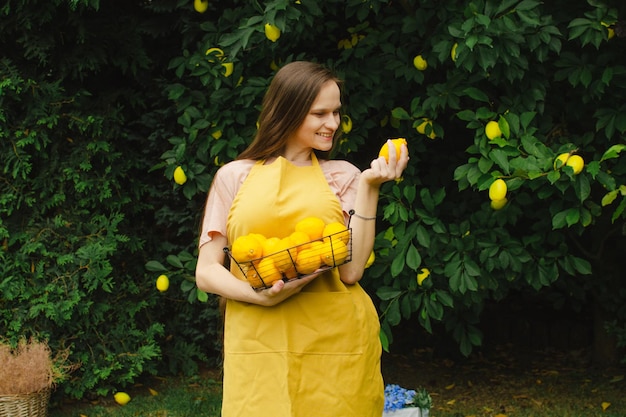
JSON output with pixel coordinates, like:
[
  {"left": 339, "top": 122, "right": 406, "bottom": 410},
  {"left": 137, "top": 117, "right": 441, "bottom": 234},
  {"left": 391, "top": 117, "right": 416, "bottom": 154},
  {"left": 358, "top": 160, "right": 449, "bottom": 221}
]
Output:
[{"left": 379, "top": 138, "right": 407, "bottom": 162}]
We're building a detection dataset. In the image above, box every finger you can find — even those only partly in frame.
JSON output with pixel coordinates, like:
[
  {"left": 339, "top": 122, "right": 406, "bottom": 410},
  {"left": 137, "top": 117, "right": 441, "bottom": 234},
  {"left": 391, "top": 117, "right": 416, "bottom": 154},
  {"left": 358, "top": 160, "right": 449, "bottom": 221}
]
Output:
[
  {"left": 266, "top": 279, "right": 285, "bottom": 296},
  {"left": 387, "top": 139, "right": 398, "bottom": 165}
]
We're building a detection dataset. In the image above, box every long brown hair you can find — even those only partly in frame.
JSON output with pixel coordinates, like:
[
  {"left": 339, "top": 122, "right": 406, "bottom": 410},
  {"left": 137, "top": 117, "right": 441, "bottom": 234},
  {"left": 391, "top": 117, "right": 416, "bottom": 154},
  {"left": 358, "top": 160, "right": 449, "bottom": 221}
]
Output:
[{"left": 237, "top": 61, "right": 343, "bottom": 161}]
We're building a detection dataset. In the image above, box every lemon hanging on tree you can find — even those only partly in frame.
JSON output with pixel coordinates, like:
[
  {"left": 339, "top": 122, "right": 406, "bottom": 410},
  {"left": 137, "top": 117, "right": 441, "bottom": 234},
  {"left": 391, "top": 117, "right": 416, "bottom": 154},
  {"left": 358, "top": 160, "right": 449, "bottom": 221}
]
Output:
[
  {"left": 264, "top": 23, "right": 281, "bottom": 42},
  {"left": 193, "top": 0, "right": 208, "bottom": 13},
  {"left": 173, "top": 166, "right": 187, "bottom": 185},
  {"left": 416, "top": 118, "right": 436, "bottom": 139},
  {"left": 488, "top": 179, "right": 507, "bottom": 201},
  {"left": 417, "top": 268, "right": 430, "bottom": 285},
  {"left": 485, "top": 121, "right": 502, "bottom": 140},
  {"left": 156, "top": 274, "right": 169, "bottom": 292},
  {"left": 413, "top": 55, "right": 428, "bottom": 71},
  {"left": 566, "top": 155, "right": 584, "bottom": 174},
  {"left": 554, "top": 153, "right": 570, "bottom": 169}
]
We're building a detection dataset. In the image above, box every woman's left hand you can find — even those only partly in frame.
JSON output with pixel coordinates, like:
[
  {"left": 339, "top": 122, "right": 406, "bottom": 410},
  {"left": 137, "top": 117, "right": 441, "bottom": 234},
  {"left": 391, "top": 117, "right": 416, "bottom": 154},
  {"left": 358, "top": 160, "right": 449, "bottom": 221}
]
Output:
[{"left": 361, "top": 139, "right": 409, "bottom": 186}]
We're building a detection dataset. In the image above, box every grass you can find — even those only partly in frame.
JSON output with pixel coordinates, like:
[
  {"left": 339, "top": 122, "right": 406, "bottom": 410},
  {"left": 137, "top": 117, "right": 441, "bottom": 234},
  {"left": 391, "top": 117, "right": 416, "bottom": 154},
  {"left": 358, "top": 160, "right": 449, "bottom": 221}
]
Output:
[
  {"left": 48, "top": 347, "right": 626, "bottom": 417},
  {"left": 49, "top": 370, "right": 222, "bottom": 417}
]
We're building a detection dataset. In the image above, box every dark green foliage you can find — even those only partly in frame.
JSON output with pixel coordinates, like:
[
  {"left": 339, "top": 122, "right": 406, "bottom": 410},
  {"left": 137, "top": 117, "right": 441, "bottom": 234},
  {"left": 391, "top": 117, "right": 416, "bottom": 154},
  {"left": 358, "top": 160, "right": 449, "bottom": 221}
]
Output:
[{"left": 0, "top": 0, "right": 220, "bottom": 398}]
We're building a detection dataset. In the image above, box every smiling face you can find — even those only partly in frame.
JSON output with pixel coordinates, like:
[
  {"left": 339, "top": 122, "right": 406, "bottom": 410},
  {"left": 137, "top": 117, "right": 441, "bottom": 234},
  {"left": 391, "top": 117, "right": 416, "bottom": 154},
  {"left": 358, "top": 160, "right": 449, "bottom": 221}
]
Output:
[{"left": 285, "top": 80, "right": 341, "bottom": 161}]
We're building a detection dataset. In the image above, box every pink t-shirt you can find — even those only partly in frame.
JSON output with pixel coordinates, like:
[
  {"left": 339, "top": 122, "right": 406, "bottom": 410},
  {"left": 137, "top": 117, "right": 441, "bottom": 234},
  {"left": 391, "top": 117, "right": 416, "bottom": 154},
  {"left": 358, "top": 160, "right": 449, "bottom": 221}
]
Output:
[{"left": 198, "top": 158, "right": 361, "bottom": 247}]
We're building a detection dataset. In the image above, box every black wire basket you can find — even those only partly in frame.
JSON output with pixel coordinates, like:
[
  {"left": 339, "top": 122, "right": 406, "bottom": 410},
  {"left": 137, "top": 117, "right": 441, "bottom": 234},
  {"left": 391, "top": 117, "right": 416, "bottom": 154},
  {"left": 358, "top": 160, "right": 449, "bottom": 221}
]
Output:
[{"left": 224, "top": 228, "right": 352, "bottom": 290}]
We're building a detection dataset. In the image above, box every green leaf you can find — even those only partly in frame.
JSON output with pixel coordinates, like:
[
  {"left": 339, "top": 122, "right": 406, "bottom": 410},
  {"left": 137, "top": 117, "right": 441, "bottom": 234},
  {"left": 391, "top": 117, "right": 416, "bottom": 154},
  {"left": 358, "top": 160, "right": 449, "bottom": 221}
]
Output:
[
  {"left": 565, "top": 208, "right": 580, "bottom": 227},
  {"left": 602, "top": 190, "right": 618, "bottom": 206},
  {"left": 196, "top": 289, "right": 209, "bottom": 302},
  {"left": 145, "top": 260, "right": 168, "bottom": 272},
  {"left": 391, "top": 107, "right": 411, "bottom": 120},
  {"left": 406, "top": 244, "right": 422, "bottom": 270},
  {"left": 379, "top": 329, "right": 390, "bottom": 352},
  {"left": 601, "top": 144, "right": 626, "bottom": 161},
  {"left": 391, "top": 250, "right": 406, "bottom": 277},
  {"left": 386, "top": 300, "right": 401, "bottom": 326},
  {"left": 552, "top": 210, "right": 568, "bottom": 229},
  {"left": 490, "top": 149, "right": 510, "bottom": 174},
  {"left": 415, "top": 225, "right": 431, "bottom": 248},
  {"left": 167, "top": 254, "right": 184, "bottom": 269},
  {"left": 376, "top": 287, "right": 402, "bottom": 300},
  {"left": 463, "top": 87, "right": 490, "bottom": 102}
]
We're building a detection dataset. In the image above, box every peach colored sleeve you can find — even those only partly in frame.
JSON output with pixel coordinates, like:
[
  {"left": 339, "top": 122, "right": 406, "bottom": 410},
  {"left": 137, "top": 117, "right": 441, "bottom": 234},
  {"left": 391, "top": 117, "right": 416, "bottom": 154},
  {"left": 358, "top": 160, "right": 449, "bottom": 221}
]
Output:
[
  {"left": 321, "top": 160, "right": 361, "bottom": 223},
  {"left": 198, "top": 160, "right": 255, "bottom": 248}
]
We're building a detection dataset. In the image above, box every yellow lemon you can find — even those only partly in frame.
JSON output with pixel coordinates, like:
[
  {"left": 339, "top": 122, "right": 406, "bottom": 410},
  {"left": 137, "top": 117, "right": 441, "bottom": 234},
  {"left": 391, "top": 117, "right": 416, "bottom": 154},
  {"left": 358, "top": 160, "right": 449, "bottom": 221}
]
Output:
[
  {"left": 256, "top": 257, "right": 283, "bottom": 286},
  {"left": 378, "top": 138, "right": 407, "bottom": 162},
  {"left": 416, "top": 119, "right": 436, "bottom": 139},
  {"left": 211, "top": 129, "right": 222, "bottom": 140},
  {"left": 485, "top": 121, "right": 502, "bottom": 140},
  {"left": 602, "top": 22, "right": 615, "bottom": 40},
  {"left": 114, "top": 392, "right": 131, "bottom": 406},
  {"left": 319, "top": 240, "right": 349, "bottom": 267},
  {"left": 205, "top": 47, "right": 224, "bottom": 61},
  {"left": 248, "top": 233, "right": 267, "bottom": 246},
  {"left": 488, "top": 179, "right": 507, "bottom": 201},
  {"left": 193, "top": 0, "right": 208, "bottom": 13},
  {"left": 341, "top": 115, "right": 353, "bottom": 133},
  {"left": 295, "top": 217, "right": 326, "bottom": 241},
  {"left": 365, "top": 251, "right": 375, "bottom": 268},
  {"left": 156, "top": 274, "right": 169, "bottom": 292},
  {"left": 490, "top": 198, "right": 508, "bottom": 210},
  {"left": 417, "top": 268, "right": 430, "bottom": 285},
  {"left": 264, "top": 23, "right": 281, "bottom": 42},
  {"left": 267, "top": 237, "right": 295, "bottom": 272},
  {"left": 295, "top": 247, "right": 322, "bottom": 275},
  {"left": 231, "top": 234, "right": 263, "bottom": 263},
  {"left": 566, "top": 154, "right": 584, "bottom": 174},
  {"left": 246, "top": 267, "right": 264, "bottom": 289},
  {"left": 451, "top": 42, "right": 458, "bottom": 62},
  {"left": 222, "top": 62, "right": 233, "bottom": 77},
  {"left": 322, "top": 222, "right": 350, "bottom": 245},
  {"left": 289, "top": 230, "right": 312, "bottom": 252},
  {"left": 413, "top": 55, "right": 428, "bottom": 71},
  {"left": 554, "top": 153, "right": 570, "bottom": 169},
  {"left": 173, "top": 166, "right": 187, "bottom": 185},
  {"left": 262, "top": 237, "right": 281, "bottom": 256}
]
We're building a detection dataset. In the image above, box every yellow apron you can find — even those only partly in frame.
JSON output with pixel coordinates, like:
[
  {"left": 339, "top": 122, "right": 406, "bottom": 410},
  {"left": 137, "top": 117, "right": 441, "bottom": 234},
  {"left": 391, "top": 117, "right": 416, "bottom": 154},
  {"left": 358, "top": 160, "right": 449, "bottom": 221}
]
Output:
[{"left": 223, "top": 155, "right": 384, "bottom": 417}]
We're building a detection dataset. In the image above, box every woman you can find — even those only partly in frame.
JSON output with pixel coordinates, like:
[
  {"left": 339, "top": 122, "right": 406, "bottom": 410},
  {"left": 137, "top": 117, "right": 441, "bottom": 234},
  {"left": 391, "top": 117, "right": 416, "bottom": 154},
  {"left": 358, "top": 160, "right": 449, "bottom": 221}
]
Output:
[{"left": 196, "top": 61, "right": 408, "bottom": 416}]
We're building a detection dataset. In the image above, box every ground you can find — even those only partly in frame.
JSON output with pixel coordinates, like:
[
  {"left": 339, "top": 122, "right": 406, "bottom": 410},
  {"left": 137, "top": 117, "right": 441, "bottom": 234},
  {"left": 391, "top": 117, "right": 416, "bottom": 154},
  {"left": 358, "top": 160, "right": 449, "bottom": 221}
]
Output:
[{"left": 381, "top": 344, "right": 626, "bottom": 416}]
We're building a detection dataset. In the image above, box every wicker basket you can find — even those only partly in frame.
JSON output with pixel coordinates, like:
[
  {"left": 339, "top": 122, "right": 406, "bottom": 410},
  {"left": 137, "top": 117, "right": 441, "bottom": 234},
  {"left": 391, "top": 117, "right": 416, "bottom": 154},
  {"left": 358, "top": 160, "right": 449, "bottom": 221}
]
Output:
[{"left": 0, "top": 388, "right": 50, "bottom": 417}]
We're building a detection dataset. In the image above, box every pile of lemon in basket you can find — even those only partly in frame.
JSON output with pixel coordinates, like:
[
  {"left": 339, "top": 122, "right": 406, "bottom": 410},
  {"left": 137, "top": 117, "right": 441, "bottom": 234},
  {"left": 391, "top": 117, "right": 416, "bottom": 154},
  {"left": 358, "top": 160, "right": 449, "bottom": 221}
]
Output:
[{"left": 229, "top": 216, "right": 351, "bottom": 289}]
